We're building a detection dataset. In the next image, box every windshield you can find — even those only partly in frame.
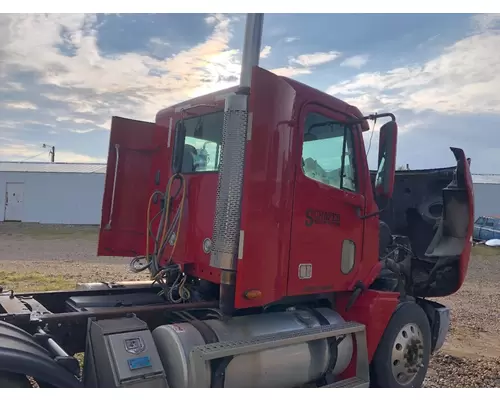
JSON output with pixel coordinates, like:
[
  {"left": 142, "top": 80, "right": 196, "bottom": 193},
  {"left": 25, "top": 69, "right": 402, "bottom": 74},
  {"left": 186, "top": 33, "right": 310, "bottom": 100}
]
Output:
[{"left": 177, "top": 111, "right": 224, "bottom": 173}]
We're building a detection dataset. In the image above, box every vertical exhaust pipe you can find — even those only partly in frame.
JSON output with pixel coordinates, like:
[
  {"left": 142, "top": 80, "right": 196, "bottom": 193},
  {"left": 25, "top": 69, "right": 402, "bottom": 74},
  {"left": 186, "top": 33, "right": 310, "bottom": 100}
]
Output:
[{"left": 210, "top": 13, "right": 264, "bottom": 316}]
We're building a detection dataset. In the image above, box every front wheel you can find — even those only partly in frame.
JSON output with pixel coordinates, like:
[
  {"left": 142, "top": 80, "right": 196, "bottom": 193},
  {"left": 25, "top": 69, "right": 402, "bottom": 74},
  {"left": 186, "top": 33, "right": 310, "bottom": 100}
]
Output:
[{"left": 370, "top": 301, "right": 431, "bottom": 388}]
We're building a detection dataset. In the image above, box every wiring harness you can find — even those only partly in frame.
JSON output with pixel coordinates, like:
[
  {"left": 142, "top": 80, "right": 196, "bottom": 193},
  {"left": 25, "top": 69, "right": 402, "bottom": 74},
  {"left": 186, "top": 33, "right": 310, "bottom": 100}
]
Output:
[{"left": 129, "top": 172, "right": 190, "bottom": 303}]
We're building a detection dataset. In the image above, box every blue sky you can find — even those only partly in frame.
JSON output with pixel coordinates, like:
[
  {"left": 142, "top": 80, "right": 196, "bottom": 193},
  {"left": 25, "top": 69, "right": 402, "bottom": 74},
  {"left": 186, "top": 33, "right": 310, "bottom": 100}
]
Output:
[{"left": 0, "top": 13, "right": 499, "bottom": 173}]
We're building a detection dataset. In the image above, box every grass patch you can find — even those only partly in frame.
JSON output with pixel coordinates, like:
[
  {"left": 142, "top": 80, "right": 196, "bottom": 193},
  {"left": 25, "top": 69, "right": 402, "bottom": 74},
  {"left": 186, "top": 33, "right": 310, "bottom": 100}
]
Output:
[
  {"left": 0, "top": 222, "right": 99, "bottom": 240},
  {"left": 0, "top": 271, "right": 75, "bottom": 292},
  {"left": 74, "top": 352, "right": 85, "bottom": 372},
  {"left": 472, "top": 244, "right": 500, "bottom": 257}
]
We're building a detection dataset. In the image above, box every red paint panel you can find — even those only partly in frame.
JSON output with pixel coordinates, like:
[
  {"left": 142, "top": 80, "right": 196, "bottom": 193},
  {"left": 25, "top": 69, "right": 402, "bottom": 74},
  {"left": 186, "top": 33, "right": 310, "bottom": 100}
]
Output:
[
  {"left": 336, "top": 290, "right": 399, "bottom": 378},
  {"left": 287, "top": 104, "right": 366, "bottom": 296},
  {"left": 154, "top": 105, "right": 227, "bottom": 285},
  {"left": 234, "top": 68, "right": 298, "bottom": 308},
  {"left": 98, "top": 116, "right": 160, "bottom": 257}
]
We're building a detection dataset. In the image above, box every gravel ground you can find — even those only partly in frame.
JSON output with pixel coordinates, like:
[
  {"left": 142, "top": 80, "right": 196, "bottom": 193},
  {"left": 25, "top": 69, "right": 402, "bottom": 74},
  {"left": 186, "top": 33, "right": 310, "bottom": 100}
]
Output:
[{"left": 1, "top": 222, "right": 499, "bottom": 387}]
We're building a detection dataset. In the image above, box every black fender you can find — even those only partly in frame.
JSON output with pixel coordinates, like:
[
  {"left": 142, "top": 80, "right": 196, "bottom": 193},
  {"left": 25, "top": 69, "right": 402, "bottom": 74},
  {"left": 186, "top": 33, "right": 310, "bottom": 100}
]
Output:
[
  {"left": 0, "top": 321, "right": 81, "bottom": 388},
  {"left": 416, "top": 298, "right": 450, "bottom": 354}
]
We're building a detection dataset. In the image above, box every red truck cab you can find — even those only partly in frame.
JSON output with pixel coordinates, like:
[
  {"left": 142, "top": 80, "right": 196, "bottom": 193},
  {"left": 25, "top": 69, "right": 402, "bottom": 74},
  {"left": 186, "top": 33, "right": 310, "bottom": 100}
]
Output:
[{"left": 98, "top": 66, "right": 474, "bottom": 311}]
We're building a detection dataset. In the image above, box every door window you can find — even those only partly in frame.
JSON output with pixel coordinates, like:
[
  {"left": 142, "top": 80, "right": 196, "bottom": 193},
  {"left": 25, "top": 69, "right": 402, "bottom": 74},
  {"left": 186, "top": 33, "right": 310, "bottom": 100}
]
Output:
[{"left": 301, "top": 112, "right": 357, "bottom": 192}]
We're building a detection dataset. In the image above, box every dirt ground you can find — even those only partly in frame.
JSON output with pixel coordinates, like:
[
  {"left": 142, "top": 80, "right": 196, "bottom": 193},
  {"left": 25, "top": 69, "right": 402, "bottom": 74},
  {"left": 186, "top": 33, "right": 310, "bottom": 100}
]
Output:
[{"left": 1, "top": 222, "right": 499, "bottom": 387}]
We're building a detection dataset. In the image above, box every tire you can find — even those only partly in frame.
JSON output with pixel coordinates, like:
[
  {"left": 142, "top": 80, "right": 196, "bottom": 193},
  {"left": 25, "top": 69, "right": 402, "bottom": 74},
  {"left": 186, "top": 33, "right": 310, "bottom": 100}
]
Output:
[
  {"left": 0, "top": 372, "right": 32, "bottom": 388},
  {"left": 370, "top": 301, "right": 431, "bottom": 388}
]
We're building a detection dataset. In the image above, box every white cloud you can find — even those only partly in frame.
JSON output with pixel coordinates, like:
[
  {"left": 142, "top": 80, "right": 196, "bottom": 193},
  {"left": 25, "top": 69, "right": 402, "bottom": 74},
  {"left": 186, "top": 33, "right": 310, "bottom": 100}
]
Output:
[
  {"left": 56, "top": 116, "right": 97, "bottom": 125},
  {"left": 260, "top": 45, "right": 271, "bottom": 59},
  {"left": 269, "top": 49, "right": 340, "bottom": 78},
  {"left": 284, "top": 37, "right": 298, "bottom": 43},
  {"left": 270, "top": 66, "right": 312, "bottom": 78},
  {"left": 0, "top": 13, "right": 243, "bottom": 127},
  {"left": 327, "top": 21, "right": 500, "bottom": 115},
  {"left": 68, "top": 128, "right": 96, "bottom": 134},
  {"left": 3, "top": 101, "right": 38, "bottom": 110},
  {"left": 0, "top": 82, "right": 24, "bottom": 92},
  {"left": 0, "top": 121, "right": 23, "bottom": 129},
  {"left": 291, "top": 51, "right": 341, "bottom": 67},
  {"left": 340, "top": 54, "right": 369, "bottom": 69},
  {"left": 471, "top": 13, "right": 500, "bottom": 32}
]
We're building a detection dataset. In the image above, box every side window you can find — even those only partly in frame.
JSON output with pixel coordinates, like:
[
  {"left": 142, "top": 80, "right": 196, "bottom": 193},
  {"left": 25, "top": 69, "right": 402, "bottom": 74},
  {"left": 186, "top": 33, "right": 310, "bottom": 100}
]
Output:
[
  {"left": 475, "top": 217, "right": 485, "bottom": 225},
  {"left": 301, "top": 112, "right": 357, "bottom": 192},
  {"left": 484, "top": 218, "right": 495, "bottom": 227},
  {"left": 177, "top": 111, "right": 224, "bottom": 173}
]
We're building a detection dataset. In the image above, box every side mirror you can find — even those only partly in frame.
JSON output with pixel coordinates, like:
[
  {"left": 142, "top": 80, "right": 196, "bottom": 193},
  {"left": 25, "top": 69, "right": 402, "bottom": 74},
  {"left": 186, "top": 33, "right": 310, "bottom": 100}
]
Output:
[
  {"left": 374, "top": 120, "right": 398, "bottom": 199},
  {"left": 172, "top": 121, "right": 186, "bottom": 174}
]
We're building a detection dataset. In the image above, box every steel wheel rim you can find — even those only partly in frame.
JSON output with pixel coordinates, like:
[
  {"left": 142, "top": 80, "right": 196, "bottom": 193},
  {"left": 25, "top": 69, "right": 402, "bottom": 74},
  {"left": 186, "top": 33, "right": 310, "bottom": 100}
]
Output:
[{"left": 391, "top": 322, "right": 425, "bottom": 385}]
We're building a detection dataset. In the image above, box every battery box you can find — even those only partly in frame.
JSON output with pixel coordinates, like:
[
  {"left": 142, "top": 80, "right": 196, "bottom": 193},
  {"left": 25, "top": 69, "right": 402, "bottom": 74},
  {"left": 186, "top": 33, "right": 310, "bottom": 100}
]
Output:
[{"left": 83, "top": 315, "right": 168, "bottom": 388}]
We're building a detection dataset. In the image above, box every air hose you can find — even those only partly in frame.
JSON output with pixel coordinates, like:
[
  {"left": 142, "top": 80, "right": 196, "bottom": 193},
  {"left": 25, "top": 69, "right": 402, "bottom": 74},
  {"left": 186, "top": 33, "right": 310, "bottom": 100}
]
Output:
[{"left": 129, "top": 172, "right": 187, "bottom": 300}]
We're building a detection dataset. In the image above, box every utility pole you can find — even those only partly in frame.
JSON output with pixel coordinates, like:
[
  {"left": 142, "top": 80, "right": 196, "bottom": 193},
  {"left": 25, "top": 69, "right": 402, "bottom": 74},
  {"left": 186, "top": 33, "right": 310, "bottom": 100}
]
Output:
[
  {"left": 43, "top": 143, "right": 55, "bottom": 162},
  {"left": 50, "top": 146, "right": 55, "bottom": 163}
]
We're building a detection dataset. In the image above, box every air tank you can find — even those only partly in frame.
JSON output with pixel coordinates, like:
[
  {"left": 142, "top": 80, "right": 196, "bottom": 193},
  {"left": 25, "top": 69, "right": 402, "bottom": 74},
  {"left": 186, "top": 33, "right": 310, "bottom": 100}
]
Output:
[{"left": 152, "top": 307, "right": 353, "bottom": 388}]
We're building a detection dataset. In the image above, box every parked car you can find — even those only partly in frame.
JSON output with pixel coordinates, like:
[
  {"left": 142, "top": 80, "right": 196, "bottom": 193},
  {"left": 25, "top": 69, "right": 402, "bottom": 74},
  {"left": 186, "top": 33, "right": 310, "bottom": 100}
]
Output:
[{"left": 473, "top": 215, "right": 500, "bottom": 242}]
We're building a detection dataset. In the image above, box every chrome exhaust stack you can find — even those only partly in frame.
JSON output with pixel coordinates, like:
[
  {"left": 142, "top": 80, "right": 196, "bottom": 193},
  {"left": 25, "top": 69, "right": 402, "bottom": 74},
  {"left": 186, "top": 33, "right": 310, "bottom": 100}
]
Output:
[{"left": 209, "top": 13, "right": 264, "bottom": 316}]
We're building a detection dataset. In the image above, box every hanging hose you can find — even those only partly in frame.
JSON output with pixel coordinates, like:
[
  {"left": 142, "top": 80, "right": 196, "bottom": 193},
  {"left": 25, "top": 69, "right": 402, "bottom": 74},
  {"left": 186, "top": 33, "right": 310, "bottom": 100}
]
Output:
[{"left": 129, "top": 173, "right": 188, "bottom": 302}]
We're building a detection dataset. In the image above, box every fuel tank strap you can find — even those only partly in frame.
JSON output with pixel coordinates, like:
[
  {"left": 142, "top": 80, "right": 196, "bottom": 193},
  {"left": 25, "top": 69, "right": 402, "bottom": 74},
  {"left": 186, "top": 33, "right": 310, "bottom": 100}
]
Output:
[
  {"left": 305, "top": 308, "right": 343, "bottom": 382},
  {"left": 190, "top": 320, "right": 219, "bottom": 344},
  {"left": 307, "top": 308, "right": 330, "bottom": 326},
  {"left": 190, "top": 319, "right": 232, "bottom": 388},
  {"left": 306, "top": 308, "right": 346, "bottom": 346}
]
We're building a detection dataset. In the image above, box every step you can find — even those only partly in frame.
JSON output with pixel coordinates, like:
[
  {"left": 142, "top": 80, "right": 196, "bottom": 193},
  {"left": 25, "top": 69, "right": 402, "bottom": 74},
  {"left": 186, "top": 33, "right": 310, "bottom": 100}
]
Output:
[
  {"left": 322, "top": 377, "right": 369, "bottom": 388},
  {"left": 190, "top": 321, "right": 365, "bottom": 362}
]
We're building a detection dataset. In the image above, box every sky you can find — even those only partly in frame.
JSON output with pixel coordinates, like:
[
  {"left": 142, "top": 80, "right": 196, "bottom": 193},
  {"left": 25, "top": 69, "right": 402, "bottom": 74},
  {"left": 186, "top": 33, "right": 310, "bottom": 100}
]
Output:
[{"left": 0, "top": 13, "right": 499, "bottom": 173}]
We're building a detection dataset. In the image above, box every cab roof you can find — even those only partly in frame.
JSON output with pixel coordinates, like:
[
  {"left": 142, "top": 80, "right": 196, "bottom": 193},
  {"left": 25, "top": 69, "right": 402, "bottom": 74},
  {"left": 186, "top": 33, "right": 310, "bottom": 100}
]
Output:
[{"left": 156, "top": 67, "right": 368, "bottom": 131}]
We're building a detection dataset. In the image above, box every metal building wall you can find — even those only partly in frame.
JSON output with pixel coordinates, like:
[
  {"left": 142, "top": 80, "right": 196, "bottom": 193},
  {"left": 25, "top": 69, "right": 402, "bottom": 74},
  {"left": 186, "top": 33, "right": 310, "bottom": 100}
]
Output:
[
  {"left": 0, "top": 171, "right": 105, "bottom": 225},
  {"left": 473, "top": 183, "right": 500, "bottom": 220}
]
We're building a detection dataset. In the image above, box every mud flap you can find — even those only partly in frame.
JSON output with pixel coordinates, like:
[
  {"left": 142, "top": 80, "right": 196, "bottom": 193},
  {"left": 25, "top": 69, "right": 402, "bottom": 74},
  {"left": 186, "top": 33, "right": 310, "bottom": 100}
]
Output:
[{"left": 417, "top": 298, "right": 450, "bottom": 354}]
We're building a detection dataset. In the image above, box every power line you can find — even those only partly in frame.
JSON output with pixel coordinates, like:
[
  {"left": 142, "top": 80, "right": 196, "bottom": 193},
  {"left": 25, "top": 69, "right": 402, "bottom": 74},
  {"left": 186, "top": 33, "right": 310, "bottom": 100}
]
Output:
[{"left": 19, "top": 151, "right": 47, "bottom": 162}]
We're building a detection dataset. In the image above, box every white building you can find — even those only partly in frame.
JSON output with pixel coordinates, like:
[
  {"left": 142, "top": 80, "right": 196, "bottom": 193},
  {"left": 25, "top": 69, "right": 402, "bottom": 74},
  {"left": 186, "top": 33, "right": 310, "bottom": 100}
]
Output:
[
  {"left": 1, "top": 161, "right": 499, "bottom": 226},
  {"left": 0, "top": 162, "right": 106, "bottom": 225},
  {"left": 472, "top": 174, "right": 500, "bottom": 220}
]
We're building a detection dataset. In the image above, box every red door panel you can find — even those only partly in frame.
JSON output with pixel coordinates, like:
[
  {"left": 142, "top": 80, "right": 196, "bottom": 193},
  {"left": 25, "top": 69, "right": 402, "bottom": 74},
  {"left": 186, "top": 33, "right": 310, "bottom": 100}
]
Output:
[
  {"left": 98, "top": 116, "right": 160, "bottom": 257},
  {"left": 287, "top": 104, "right": 366, "bottom": 296}
]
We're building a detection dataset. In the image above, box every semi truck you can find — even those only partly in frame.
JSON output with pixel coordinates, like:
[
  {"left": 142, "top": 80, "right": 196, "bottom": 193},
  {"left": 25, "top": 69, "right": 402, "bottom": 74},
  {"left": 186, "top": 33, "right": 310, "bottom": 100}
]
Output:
[{"left": 0, "top": 14, "right": 474, "bottom": 388}]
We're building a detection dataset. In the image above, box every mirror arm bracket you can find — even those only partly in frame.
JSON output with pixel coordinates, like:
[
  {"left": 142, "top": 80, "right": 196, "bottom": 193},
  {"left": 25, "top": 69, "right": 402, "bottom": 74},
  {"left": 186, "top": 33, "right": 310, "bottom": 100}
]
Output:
[
  {"left": 346, "top": 112, "right": 396, "bottom": 126},
  {"left": 358, "top": 209, "right": 383, "bottom": 220}
]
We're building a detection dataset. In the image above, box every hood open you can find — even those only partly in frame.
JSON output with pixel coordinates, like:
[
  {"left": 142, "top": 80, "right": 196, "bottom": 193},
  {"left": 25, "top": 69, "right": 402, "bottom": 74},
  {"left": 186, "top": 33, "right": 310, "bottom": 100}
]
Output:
[{"left": 370, "top": 147, "right": 474, "bottom": 298}]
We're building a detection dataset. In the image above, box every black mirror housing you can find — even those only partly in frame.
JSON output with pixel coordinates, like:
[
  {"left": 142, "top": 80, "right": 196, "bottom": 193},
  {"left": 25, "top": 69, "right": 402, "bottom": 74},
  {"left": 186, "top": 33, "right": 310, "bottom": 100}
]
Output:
[
  {"left": 172, "top": 122, "right": 186, "bottom": 174},
  {"left": 375, "top": 120, "right": 398, "bottom": 199}
]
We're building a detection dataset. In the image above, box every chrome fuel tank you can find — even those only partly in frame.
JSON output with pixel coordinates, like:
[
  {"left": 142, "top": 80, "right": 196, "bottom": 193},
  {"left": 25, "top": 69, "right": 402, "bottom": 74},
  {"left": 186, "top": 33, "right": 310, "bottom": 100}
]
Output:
[{"left": 152, "top": 307, "right": 353, "bottom": 388}]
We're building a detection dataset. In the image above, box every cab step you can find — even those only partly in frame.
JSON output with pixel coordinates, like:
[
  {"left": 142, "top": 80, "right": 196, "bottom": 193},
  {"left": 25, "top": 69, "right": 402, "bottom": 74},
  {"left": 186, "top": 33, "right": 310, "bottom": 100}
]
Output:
[{"left": 188, "top": 320, "right": 369, "bottom": 388}]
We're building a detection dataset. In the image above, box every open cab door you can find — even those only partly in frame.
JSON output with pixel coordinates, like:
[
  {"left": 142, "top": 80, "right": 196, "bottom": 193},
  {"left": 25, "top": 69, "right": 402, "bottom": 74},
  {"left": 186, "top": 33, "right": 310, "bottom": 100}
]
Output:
[{"left": 98, "top": 116, "right": 162, "bottom": 258}]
